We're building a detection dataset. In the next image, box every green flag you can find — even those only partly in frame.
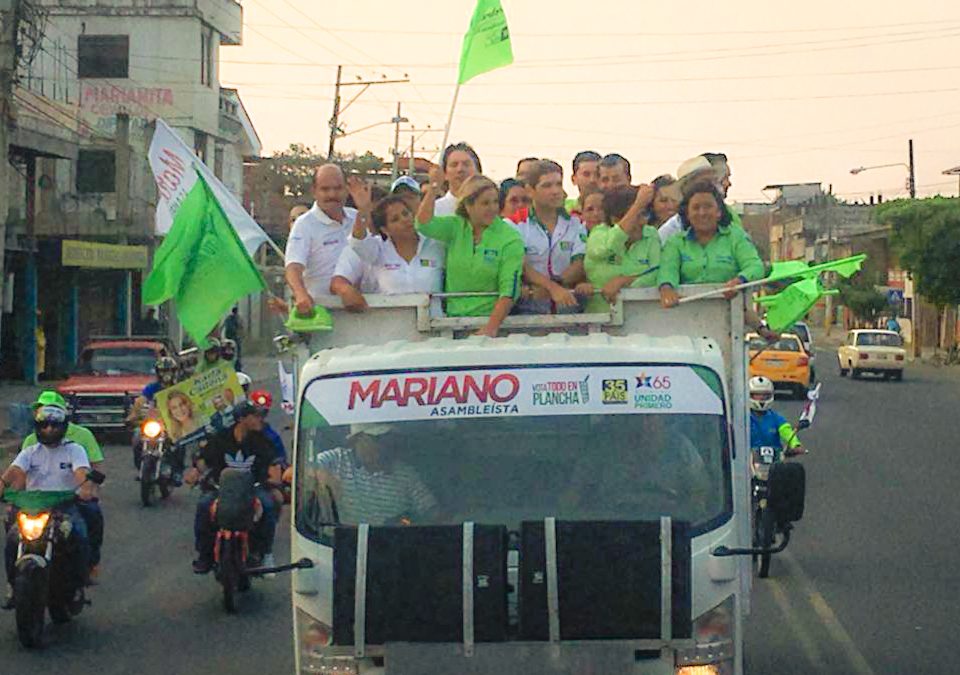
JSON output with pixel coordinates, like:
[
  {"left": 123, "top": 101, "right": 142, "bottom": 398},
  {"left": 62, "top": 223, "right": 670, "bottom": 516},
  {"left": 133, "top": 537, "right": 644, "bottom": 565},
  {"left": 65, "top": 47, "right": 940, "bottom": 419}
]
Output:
[
  {"left": 143, "top": 173, "right": 265, "bottom": 346},
  {"left": 756, "top": 277, "right": 839, "bottom": 332},
  {"left": 766, "top": 254, "right": 866, "bottom": 284},
  {"left": 458, "top": 0, "right": 513, "bottom": 84}
]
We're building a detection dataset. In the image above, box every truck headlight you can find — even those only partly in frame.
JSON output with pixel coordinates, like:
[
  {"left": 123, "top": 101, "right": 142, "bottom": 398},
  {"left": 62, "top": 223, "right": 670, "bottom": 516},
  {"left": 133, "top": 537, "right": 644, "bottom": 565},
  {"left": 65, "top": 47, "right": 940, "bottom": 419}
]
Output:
[
  {"left": 675, "top": 595, "right": 735, "bottom": 675},
  {"left": 296, "top": 608, "right": 359, "bottom": 674}
]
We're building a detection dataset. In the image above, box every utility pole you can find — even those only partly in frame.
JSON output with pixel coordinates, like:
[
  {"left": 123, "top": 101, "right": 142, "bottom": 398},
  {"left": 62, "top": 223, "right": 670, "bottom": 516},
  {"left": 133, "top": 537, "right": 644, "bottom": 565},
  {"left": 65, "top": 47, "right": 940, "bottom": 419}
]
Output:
[
  {"left": 327, "top": 65, "right": 342, "bottom": 160},
  {"left": 409, "top": 134, "right": 415, "bottom": 176},
  {"left": 116, "top": 112, "right": 133, "bottom": 336},
  {"left": 390, "top": 102, "right": 409, "bottom": 182},
  {"left": 326, "top": 65, "right": 410, "bottom": 161},
  {"left": 908, "top": 138, "right": 916, "bottom": 199},
  {"left": 0, "top": 0, "right": 20, "bottom": 357}
]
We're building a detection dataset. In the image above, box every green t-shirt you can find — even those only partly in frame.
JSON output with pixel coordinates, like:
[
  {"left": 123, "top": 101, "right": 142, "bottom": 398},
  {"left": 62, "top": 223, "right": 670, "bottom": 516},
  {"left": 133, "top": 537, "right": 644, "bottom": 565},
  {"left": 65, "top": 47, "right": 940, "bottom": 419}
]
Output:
[
  {"left": 22, "top": 422, "right": 104, "bottom": 464},
  {"left": 657, "top": 224, "right": 764, "bottom": 289},
  {"left": 584, "top": 223, "right": 661, "bottom": 312},
  {"left": 564, "top": 196, "right": 580, "bottom": 214},
  {"left": 418, "top": 215, "right": 524, "bottom": 317}
]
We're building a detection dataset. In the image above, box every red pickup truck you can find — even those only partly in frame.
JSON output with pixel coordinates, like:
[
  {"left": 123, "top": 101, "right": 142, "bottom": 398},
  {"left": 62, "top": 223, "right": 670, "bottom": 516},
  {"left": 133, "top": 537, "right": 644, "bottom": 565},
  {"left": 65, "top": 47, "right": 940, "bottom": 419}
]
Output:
[{"left": 58, "top": 336, "right": 176, "bottom": 435}]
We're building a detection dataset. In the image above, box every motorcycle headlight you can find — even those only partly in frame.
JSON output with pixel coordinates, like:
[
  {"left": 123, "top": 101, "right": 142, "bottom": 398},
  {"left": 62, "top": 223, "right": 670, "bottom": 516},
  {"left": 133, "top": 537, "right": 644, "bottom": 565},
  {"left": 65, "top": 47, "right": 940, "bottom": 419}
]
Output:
[
  {"left": 142, "top": 419, "right": 164, "bottom": 439},
  {"left": 296, "top": 608, "right": 360, "bottom": 674},
  {"left": 17, "top": 512, "right": 51, "bottom": 542},
  {"left": 675, "top": 595, "right": 735, "bottom": 674}
]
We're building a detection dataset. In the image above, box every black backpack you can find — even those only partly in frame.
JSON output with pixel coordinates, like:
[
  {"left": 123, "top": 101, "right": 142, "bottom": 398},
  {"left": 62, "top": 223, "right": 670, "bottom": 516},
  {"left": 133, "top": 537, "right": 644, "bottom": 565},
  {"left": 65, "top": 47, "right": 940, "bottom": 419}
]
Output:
[{"left": 216, "top": 468, "right": 256, "bottom": 531}]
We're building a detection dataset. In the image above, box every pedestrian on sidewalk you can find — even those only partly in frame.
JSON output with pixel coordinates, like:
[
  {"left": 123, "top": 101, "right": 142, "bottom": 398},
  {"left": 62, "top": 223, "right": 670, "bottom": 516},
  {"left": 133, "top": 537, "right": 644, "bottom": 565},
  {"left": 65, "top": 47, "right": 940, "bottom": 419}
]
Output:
[{"left": 223, "top": 306, "right": 244, "bottom": 372}]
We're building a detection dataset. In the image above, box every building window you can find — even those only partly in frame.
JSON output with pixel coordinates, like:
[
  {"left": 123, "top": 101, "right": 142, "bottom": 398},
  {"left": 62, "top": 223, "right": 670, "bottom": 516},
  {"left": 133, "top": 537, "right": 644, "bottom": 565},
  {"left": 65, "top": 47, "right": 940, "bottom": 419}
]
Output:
[
  {"left": 200, "top": 29, "right": 214, "bottom": 87},
  {"left": 77, "top": 35, "right": 129, "bottom": 79},
  {"left": 194, "top": 131, "right": 208, "bottom": 163},
  {"left": 76, "top": 150, "right": 116, "bottom": 193}
]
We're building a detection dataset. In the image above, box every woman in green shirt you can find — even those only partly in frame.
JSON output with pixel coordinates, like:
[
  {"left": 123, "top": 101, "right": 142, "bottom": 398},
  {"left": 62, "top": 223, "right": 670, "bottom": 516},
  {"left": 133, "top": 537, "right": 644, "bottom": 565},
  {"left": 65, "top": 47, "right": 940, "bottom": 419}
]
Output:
[
  {"left": 658, "top": 181, "right": 764, "bottom": 309},
  {"left": 583, "top": 185, "right": 662, "bottom": 312},
  {"left": 417, "top": 168, "right": 524, "bottom": 337}
]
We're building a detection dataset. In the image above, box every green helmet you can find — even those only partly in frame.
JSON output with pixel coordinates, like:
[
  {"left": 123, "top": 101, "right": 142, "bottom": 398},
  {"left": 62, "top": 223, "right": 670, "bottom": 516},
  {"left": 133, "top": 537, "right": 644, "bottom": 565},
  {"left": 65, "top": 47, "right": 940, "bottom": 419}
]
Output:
[{"left": 33, "top": 390, "right": 68, "bottom": 410}]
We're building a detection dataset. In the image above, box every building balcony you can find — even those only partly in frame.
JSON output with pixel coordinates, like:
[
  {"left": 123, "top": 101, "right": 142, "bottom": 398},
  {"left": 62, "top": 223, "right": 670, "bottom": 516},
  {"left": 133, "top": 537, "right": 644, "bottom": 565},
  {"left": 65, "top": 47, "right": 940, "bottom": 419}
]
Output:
[{"left": 37, "top": 0, "right": 242, "bottom": 45}]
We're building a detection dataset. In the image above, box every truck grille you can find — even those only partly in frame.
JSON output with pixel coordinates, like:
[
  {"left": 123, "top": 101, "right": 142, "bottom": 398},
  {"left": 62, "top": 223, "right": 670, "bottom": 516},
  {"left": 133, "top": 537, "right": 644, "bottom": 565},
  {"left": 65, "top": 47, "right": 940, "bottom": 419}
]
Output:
[{"left": 70, "top": 394, "right": 129, "bottom": 428}]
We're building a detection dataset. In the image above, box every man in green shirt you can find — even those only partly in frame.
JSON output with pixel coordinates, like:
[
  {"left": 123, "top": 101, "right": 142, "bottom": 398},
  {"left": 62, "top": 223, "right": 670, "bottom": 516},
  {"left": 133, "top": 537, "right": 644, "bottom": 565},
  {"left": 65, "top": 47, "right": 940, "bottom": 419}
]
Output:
[{"left": 22, "top": 391, "right": 106, "bottom": 573}]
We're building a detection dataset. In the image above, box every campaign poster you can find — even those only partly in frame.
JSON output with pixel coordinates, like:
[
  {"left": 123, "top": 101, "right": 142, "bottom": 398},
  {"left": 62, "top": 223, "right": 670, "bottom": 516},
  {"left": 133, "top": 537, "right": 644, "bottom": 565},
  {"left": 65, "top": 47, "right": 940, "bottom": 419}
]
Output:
[{"left": 154, "top": 363, "right": 244, "bottom": 445}]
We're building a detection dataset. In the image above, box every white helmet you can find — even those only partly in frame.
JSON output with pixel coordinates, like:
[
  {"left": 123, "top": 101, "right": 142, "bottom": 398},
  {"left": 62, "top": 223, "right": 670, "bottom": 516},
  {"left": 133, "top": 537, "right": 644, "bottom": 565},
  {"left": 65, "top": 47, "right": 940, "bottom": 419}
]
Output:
[
  {"left": 236, "top": 372, "right": 252, "bottom": 393},
  {"left": 749, "top": 376, "right": 775, "bottom": 412}
]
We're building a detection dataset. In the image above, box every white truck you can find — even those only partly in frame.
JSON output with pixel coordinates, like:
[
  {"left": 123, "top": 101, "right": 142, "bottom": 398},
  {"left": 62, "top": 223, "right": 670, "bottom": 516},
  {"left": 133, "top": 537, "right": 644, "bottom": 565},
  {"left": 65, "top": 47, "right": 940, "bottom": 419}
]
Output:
[{"left": 285, "top": 287, "right": 805, "bottom": 675}]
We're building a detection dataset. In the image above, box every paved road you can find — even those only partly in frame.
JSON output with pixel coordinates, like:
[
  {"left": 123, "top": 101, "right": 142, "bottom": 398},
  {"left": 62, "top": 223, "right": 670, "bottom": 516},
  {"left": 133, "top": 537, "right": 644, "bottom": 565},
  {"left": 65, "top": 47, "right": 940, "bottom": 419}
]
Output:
[
  {"left": 2, "top": 349, "right": 956, "bottom": 674},
  {"left": 744, "top": 348, "right": 960, "bottom": 674}
]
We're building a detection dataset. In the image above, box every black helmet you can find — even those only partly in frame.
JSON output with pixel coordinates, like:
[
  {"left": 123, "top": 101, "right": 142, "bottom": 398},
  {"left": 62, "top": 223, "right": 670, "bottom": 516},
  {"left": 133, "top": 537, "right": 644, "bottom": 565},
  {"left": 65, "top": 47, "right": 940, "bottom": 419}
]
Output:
[
  {"left": 155, "top": 356, "right": 178, "bottom": 382},
  {"left": 34, "top": 405, "right": 68, "bottom": 446},
  {"left": 233, "top": 400, "right": 264, "bottom": 420}
]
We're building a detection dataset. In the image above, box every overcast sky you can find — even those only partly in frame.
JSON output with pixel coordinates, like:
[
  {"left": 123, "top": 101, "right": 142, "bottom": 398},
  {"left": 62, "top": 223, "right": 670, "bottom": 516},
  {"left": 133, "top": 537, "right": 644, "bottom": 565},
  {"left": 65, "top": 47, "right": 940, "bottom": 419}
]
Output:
[{"left": 220, "top": 0, "right": 960, "bottom": 203}]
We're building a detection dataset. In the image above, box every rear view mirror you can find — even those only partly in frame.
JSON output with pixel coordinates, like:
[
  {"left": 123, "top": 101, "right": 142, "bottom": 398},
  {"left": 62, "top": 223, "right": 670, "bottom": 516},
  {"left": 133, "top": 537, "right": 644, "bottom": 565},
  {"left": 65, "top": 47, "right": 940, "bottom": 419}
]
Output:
[{"left": 766, "top": 462, "right": 805, "bottom": 524}]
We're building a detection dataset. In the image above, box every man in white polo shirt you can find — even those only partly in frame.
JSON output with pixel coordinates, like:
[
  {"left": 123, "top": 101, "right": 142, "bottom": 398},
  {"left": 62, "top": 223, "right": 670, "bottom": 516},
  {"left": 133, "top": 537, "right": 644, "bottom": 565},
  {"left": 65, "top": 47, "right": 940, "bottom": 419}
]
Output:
[{"left": 285, "top": 164, "right": 358, "bottom": 314}]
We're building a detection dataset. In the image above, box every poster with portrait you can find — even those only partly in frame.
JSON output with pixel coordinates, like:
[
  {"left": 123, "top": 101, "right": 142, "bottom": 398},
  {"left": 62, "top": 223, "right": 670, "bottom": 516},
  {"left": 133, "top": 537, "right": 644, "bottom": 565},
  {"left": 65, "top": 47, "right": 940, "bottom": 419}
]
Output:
[{"left": 154, "top": 363, "right": 245, "bottom": 445}]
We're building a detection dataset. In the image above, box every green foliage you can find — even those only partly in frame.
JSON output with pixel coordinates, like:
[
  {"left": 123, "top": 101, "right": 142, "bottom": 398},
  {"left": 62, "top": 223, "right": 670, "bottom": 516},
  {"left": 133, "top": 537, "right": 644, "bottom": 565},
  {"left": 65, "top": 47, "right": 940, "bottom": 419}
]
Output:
[
  {"left": 876, "top": 197, "right": 960, "bottom": 307},
  {"left": 838, "top": 276, "right": 888, "bottom": 324},
  {"left": 248, "top": 145, "right": 385, "bottom": 201}
]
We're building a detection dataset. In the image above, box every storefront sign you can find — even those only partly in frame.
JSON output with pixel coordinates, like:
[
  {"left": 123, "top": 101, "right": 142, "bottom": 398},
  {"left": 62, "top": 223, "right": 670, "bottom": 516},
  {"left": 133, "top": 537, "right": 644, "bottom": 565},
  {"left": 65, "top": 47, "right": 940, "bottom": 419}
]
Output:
[{"left": 61, "top": 240, "right": 148, "bottom": 269}]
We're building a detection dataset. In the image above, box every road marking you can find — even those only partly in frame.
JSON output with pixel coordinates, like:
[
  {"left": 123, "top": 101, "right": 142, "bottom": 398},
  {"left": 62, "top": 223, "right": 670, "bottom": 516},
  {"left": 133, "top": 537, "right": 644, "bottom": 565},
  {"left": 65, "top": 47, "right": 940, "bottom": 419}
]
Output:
[
  {"left": 767, "top": 577, "right": 826, "bottom": 669},
  {"left": 782, "top": 551, "right": 877, "bottom": 675}
]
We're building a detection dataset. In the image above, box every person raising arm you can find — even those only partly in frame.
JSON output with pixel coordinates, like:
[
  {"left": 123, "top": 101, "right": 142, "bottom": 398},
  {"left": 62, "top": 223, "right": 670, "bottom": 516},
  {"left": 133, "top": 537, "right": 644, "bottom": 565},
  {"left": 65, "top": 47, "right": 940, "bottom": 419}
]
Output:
[{"left": 418, "top": 167, "right": 523, "bottom": 337}]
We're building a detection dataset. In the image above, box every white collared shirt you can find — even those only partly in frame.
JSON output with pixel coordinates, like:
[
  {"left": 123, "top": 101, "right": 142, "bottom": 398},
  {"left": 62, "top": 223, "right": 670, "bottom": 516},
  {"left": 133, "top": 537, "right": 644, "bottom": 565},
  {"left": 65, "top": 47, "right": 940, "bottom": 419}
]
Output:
[
  {"left": 333, "top": 246, "right": 379, "bottom": 293},
  {"left": 284, "top": 202, "right": 358, "bottom": 298},
  {"left": 348, "top": 233, "right": 445, "bottom": 294},
  {"left": 511, "top": 209, "right": 587, "bottom": 279},
  {"left": 434, "top": 190, "right": 457, "bottom": 217}
]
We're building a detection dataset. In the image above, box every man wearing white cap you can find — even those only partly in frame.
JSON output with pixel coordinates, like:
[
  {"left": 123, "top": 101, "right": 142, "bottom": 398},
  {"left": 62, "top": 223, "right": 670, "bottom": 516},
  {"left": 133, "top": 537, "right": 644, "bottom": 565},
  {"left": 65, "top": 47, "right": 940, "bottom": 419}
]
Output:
[
  {"left": 658, "top": 153, "right": 740, "bottom": 244},
  {"left": 390, "top": 175, "right": 422, "bottom": 215},
  {"left": 309, "top": 423, "right": 436, "bottom": 526}
]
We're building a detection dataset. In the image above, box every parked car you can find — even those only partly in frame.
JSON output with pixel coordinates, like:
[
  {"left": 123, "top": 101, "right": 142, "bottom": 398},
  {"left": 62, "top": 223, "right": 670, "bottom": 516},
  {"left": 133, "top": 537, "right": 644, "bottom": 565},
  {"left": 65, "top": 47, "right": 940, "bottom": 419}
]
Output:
[
  {"left": 838, "top": 329, "right": 905, "bottom": 380},
  {"left": 747, "top": 332, "right": 811, "bottom": 399},
  {"left": 58, "top": 336, "right": 177, "bottom": 437}
]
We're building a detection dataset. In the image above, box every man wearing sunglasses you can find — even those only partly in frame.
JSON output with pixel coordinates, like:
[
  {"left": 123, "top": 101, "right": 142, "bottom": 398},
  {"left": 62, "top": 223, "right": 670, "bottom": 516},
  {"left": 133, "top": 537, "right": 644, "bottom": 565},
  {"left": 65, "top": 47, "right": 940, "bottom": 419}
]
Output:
[{"left": 1, "top": 405, "right": 96, "bottom": 607}]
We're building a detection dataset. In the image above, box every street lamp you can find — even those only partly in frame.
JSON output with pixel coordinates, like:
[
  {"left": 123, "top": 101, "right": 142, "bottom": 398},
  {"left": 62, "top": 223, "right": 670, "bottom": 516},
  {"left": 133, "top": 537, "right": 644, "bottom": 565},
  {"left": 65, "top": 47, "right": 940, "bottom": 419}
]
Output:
[{"left": 849, "top": 139, "right": 916, "bottom": 198}]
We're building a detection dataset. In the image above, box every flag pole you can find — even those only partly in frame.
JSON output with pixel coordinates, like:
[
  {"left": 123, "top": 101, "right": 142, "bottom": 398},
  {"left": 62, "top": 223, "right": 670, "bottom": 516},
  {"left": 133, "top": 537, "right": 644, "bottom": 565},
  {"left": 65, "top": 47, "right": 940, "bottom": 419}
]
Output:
[
  {"left": 439, "top": 81, "right": 462, "bottom": 158},
  {"left": 676, "top": 278, "right": 771, "bottom": 304}
]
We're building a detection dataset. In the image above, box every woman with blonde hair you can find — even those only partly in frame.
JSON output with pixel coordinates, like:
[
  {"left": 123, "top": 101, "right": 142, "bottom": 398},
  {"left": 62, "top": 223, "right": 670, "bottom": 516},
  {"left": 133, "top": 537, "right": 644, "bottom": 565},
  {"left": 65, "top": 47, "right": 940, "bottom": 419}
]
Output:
[
  {"left": 165, "top": 390, "right": 199, "bottom": 442},
  {"left": 417, "top": 167, "right": 524, "bottom": 337}
]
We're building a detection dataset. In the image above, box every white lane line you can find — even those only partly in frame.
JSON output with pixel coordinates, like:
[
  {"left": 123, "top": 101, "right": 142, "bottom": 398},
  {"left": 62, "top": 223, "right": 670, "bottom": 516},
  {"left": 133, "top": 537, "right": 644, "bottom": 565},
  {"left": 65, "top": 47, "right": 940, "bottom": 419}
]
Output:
[
  {"left": 782, "top": 551, "right": 877, "bottom": 675},
  {"left": 767, "top": 577, "right": 826, "bottom": 670}
]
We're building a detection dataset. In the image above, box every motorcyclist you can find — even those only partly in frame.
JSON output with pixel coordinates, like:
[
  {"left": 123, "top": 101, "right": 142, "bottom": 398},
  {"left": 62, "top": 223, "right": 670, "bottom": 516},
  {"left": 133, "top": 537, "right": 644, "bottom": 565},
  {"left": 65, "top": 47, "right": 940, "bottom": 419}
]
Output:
[
  {"left": 197, "top": 338, "right": 222, "bottom": 373},
  {"left": 220, "top": 339, "right": 238, "bottom": 370},
  {"left": 127, "top": 356, "right": 179, "bottom": 470},
  {"left": 1, "top": 406, "right": 96, "bottom": 607},
  {"left": 21, "top": 391, "right": 106, "bottom": 578},
  {"left": 748, "top": 376, "right": 804, "bottom": 455},
  {"left": 249, "top": 390, "right": 290, "bottom": 508},
  {"left": 185, "top": 401, "right": 280, "bottom": 573}
]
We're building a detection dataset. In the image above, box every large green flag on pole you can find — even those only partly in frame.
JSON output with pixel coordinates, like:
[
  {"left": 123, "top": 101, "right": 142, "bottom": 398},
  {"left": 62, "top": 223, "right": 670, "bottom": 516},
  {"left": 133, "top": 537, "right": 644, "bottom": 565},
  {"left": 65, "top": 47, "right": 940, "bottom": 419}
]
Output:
[
  {"left": 756, "top": 277, "right": 840, "bottom": 332},
  {"left": 143, "top": 172, "right": 266, "bottom": 346},
  {"left": 457, "top": 0, "right": 513, "bottom": 84},
  {"left": 766, "top": 254, "right": 866, "bottom": 284}
]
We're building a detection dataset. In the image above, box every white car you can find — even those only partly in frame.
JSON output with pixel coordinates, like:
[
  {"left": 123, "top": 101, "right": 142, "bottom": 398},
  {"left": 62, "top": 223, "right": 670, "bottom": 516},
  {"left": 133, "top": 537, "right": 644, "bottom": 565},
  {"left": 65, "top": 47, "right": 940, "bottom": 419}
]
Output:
[{"left": 837, "top": 329, "right": 906, "bottom": 381}]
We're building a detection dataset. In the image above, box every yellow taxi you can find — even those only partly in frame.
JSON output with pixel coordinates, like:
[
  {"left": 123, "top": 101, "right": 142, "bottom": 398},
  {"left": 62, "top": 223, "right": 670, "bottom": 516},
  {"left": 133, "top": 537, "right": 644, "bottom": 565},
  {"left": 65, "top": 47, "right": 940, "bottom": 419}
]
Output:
[{"left": 747, "top": 332, "right": 812, "bottom": 399}]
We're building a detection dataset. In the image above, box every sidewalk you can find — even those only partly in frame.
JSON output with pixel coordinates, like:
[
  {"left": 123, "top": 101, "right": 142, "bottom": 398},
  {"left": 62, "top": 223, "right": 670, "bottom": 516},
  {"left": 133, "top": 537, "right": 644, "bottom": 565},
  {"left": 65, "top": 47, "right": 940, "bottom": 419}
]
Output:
[{"left": 0, "top": 382, "right": 42, "bottom": 460}]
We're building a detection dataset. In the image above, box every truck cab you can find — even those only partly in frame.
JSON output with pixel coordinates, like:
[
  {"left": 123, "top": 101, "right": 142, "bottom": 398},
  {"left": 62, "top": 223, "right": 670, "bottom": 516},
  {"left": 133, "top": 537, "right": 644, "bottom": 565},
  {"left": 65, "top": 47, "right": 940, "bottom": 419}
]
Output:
[
  {"left": 58, "top": 336, "right": 175, "bottom": 435},
  {"left": 288, "top": 287, "right": 782, "bottom": 675}
]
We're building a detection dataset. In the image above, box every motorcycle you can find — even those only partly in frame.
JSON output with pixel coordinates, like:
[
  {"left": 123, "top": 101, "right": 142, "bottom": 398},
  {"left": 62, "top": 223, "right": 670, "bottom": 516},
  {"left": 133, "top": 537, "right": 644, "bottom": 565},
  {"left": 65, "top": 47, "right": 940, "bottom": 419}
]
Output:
[
  {"left": 138, "top": 418, "right": 181, "bottom": 507},
  {"left": 2, "top": 470, "right": 105, "bottom": 648},
  {"left": 199, "top": 468, "right": 311, "bottom": 613},
  {"left": 750, "top": 418, "right": 809, "bottom": 578}
]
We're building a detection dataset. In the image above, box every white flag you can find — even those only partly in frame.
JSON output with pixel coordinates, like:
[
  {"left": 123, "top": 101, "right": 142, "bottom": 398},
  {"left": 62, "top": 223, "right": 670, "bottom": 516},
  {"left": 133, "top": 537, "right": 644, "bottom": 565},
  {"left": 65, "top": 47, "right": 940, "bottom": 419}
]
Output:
[
  {"left": 149, "top": 118, "right": 269, "bottom": 257},
  {"left": 278, "top": 360, "right": 295, "bottom": 416},
  {"left": 800, "top": 382, "right": 821, "bottom": 426}
]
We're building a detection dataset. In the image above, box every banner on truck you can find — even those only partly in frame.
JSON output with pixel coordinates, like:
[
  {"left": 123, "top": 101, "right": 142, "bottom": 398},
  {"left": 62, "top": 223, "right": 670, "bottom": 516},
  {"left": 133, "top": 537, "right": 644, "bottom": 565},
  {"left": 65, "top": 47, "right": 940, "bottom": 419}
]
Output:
[
  {"left": 304, "top": 365, "right": 724, "bottom": 426},
  {"left": 154, "top": 363, "right": 244, "bottom": 444}
]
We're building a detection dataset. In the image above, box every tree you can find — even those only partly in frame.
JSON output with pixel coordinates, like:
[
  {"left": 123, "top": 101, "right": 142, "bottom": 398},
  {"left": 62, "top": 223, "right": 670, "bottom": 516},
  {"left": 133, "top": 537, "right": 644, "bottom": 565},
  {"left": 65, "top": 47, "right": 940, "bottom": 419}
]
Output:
[
  {"left": 838, "top": 277, "right": 888, "bottom": 326},
  {"left": 876, "top": 197, "right": 960, "bottom": 307}
]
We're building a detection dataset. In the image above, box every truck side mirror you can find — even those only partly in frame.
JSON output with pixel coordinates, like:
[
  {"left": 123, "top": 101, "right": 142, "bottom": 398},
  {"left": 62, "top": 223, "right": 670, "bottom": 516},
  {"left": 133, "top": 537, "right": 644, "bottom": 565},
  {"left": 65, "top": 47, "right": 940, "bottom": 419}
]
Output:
[{"left": 766, "top": 462, "right": 805, "bottom": 525}]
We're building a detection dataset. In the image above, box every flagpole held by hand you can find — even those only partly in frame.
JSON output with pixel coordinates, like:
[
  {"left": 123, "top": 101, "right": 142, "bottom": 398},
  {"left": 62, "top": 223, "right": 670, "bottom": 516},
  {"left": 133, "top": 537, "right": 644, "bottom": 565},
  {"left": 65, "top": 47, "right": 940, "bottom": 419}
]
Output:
[{"left": 439, "top": 82, "right": 462, "bottom": 161}]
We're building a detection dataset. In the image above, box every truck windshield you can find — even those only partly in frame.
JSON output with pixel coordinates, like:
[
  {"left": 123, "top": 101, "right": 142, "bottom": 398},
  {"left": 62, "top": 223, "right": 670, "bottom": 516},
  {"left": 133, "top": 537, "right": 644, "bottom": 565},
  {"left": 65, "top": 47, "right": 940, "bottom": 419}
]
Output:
[
  {"left": 77, "top": 348, "right": 157, "bottom": 375},
  {"left": 295, "top": 365, "right": 732, "bottom": 543}
]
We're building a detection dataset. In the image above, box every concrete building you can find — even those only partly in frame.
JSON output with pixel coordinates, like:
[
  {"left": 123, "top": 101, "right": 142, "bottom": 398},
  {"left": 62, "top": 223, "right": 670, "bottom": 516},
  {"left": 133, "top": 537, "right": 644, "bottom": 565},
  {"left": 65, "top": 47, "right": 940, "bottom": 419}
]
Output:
[{"left": 2, "top": 0, "right": 260, "bottom": 381}]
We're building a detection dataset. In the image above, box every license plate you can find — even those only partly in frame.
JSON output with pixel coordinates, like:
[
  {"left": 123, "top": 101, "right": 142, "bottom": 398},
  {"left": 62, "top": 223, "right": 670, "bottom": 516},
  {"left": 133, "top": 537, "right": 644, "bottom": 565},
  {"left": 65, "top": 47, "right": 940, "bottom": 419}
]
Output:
[
  {"left": 877, "top": 354, "right": 888, "bottom": 360},
  {"left": 764, "top": 359, "right": 785, "bottom": 367}
]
